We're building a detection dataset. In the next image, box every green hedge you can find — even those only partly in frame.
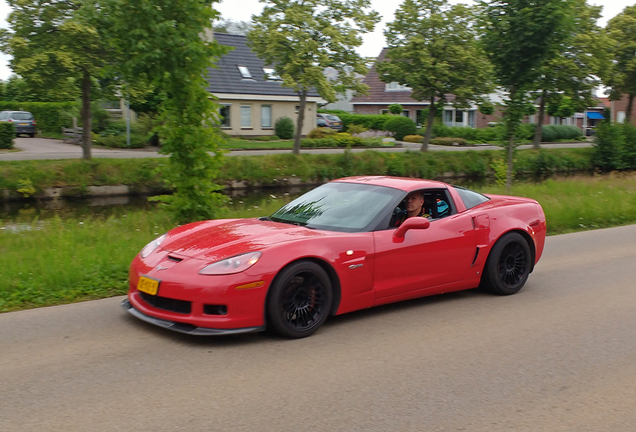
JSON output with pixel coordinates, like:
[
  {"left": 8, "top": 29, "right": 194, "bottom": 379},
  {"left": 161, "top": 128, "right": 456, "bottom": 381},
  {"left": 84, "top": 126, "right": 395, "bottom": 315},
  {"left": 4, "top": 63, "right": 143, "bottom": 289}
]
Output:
[
  {"left": 0, "top": 148, "right": 598, "bottom": 196},
  {"left": 0, "top": 123, "right": 15, "bottom": 149},
  {"left": 338, "top": 113, "right": 391, "bottom": 131},
  {"left": 384, "top": 116, "right": 417, "bottom": 140},
  {"left": 0, "top": 101, "right": 75, "bottom": 134},
  {"left": 429, "top": 123, "right": 583, "bottom": 143}
]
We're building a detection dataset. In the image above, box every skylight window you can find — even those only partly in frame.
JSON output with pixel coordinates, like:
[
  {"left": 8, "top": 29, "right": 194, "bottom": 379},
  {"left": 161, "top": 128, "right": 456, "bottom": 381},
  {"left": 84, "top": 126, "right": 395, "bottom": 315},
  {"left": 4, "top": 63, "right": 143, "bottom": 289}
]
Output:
[
  {"left": 238, "top": 66, "right": 253, "bottom": 79},
  {"left": 263, "top": 68, "right": 281, "bottom": 81}
]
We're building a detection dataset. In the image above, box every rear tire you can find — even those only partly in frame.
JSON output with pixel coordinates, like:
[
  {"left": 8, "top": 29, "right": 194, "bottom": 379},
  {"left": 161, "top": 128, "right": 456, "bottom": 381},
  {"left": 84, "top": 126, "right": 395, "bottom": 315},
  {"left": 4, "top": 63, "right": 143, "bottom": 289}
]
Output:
[
  {"left": 481, "top": 232, "right": 532, "bottom": 295},
  {"left": 267, "top": 261, "right": 332, "bottom": 338}
]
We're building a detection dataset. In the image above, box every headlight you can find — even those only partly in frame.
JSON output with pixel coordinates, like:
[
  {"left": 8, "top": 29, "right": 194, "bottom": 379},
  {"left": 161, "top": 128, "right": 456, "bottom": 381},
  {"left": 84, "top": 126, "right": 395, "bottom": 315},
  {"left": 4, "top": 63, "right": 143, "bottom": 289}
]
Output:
[
  {"left": 199, "top": 252, "right": 262, "bottom": 275},
  {"left": 140, "top": 234, "right": 166, "bottom": 258}
]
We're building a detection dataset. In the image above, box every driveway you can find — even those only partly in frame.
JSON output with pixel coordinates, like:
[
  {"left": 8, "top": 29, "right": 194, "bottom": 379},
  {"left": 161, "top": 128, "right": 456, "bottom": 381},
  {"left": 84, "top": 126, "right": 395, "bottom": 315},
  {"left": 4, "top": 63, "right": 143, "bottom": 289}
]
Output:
[{"left": 0, "top": 136, "right": 593, "bottom": 161}]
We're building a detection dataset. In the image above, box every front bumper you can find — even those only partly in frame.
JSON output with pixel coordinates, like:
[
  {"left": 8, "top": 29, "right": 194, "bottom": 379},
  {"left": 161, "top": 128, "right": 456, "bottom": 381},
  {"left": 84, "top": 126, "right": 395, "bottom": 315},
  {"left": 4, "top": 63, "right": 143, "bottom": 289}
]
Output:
[{"left": 121, "top": 298, "right": 264, "bottom": 336}]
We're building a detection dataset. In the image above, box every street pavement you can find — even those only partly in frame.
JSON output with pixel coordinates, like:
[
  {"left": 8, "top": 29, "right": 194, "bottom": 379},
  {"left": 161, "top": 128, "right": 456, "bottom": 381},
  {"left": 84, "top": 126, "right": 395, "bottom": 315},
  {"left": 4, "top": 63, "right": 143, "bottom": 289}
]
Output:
[
  {"left": 0, "top": 136, "right": 593, "bottom": 161},
  {"left": 1, "top": 224, "right": 635, "bottom": 431}
]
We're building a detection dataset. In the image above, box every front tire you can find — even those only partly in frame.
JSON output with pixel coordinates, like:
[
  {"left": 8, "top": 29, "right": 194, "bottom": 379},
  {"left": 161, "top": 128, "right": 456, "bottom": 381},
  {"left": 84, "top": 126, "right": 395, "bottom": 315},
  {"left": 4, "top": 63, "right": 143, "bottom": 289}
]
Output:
[
  {"left": 482, "top": 232, "right": 532, "bottom": 295},
  {"left": 267, "top": 261, "right": 332, "bottom": 338}
]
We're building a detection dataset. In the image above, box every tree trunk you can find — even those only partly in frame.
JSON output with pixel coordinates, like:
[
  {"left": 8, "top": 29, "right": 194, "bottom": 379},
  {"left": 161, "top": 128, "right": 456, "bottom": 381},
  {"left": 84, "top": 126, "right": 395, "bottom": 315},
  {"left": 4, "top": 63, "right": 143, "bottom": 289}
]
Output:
[
  {"left": 533, "top": 90, "right": 547, "bottom": 149},
  {"left": 507, "top": 133, "right": 514, "bottom": 191},
  {"left": 626, "top": 94, "right": 634, "bottom": 125},
  {"left": 293, "top": 90, "right": 307, "bottom": 155},
  {"left": 81, "top": 69, "right": 92, "bottom": 160},
  {"left": 421, "top": 97, "right": 436, "bottom": 152}
]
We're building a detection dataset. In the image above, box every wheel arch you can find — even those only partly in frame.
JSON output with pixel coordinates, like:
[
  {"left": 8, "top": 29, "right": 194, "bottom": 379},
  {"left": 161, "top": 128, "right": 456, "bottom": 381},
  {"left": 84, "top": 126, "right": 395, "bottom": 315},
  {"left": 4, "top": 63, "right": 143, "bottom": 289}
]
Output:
[
  {"left": 263, "top": 257, "right": 342, "bottom": 328},
  {"left": 485, "top": 228, "right": 537, "bottom": 276}
]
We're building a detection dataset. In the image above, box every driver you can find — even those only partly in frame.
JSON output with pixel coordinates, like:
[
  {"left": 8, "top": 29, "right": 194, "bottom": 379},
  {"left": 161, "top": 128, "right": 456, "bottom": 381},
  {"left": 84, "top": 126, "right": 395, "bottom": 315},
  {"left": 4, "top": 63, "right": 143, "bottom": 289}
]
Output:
[{"left": 391, "top": 191, "right": 430, "bottom": 227}]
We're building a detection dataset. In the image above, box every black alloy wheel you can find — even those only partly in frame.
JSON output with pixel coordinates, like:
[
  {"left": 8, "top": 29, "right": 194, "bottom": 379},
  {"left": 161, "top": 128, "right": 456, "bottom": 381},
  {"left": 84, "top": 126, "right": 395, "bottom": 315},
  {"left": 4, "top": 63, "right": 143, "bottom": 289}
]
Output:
[
  {"left": 482, "top": 232, "right": 532, "bottom": 295},
  {"left": 267, "top": 261, "right": 333, "bottom": 338}
]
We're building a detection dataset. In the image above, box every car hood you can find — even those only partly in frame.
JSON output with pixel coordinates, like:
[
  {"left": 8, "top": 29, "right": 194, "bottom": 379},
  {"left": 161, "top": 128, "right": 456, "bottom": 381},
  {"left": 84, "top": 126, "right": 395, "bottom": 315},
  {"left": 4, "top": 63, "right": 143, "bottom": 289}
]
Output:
[{"left": 160, "top": 218, "right": 328, "bottom": 261}]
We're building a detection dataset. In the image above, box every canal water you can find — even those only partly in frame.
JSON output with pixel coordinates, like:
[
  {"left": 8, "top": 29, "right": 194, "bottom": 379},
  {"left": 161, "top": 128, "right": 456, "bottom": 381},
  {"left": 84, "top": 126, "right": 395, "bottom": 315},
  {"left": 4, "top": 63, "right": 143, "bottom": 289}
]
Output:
[{"left": 0, "top": 187, "right": 311, "bottom": 223}]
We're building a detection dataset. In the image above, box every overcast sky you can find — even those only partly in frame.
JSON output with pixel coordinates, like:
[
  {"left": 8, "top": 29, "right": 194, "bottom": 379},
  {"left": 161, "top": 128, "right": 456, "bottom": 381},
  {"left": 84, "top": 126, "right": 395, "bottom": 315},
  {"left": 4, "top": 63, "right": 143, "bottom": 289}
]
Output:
[{"left": 0, "top": 0, "right": 634, "bottom": 81}]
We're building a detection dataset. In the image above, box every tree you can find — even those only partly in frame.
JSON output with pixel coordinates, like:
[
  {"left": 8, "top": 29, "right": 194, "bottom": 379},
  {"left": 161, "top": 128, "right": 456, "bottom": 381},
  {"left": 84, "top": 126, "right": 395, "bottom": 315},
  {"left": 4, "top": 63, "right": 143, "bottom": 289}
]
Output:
[
  {"left": 100, "top": 0, "right": 230, "bottom": 223},
  {"left": 479, "top": 0, "right": 572, "bottom": 188},
  {"left": 0, "top": 0, "right": 108, "bottom": 159},
  {"left": 378, "top": 0, "right": 493, "bottom": 151},
  {"left": 605, "top": 5, "right": 636, "bottom": 124},
  {"left": 532, "top": 0, "right": 609, "bottom": 148},
  {"left": 249, "top": 0, "right": 380, "bottom": 154}
]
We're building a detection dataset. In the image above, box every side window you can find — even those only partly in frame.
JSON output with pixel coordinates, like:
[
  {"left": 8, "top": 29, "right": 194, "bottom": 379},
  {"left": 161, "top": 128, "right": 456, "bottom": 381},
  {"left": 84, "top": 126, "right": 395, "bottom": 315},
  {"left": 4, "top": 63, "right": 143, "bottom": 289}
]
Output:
[
  {"left": 388, "top": 188, "right": 454, "bottom": 229},
  {"left": 422, "top": 189, "right": 454, "bottom": 219},
  {"left": 453, "top": 186, "right": 490, "bottom": 210}
]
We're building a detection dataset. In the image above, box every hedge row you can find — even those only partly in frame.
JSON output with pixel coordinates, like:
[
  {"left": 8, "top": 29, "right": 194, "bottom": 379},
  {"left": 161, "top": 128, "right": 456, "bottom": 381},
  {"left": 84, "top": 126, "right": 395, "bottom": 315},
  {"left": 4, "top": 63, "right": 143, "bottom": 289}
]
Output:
[
  {"left": 0, "top": 148, "right": 596, "bottom": 197},
  {"left": 0, "top": 123, "right": 15, "bottom": 149},
  {"left": 0, "top": 101, "right": 75, "bottom": 135},
  {"left": 430, "top": 123, "right": 583, "bottom": 143}
]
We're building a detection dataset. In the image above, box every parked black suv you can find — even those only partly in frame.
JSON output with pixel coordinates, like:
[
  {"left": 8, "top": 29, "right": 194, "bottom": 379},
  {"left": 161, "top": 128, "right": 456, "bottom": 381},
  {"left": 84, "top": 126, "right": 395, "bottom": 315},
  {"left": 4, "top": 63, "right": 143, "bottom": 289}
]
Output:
[{"left": 0, "top": 111, "right": 36, "bottom": 137}]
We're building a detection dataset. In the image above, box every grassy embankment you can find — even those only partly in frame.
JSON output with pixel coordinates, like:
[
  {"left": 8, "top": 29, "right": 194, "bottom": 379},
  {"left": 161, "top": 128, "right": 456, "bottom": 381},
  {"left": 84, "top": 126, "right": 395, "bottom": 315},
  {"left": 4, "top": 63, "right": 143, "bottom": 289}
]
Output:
[{"left": 2, "top": 172, "right": 636, "bottom": 313}]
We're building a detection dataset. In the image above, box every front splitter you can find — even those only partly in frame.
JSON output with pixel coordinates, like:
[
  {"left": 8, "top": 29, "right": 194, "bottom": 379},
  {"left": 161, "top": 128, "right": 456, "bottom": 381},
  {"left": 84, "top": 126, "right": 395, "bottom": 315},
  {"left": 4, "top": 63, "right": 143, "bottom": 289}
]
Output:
[{"left": 121, "top": 298, "right": 264, "bottom": 336}]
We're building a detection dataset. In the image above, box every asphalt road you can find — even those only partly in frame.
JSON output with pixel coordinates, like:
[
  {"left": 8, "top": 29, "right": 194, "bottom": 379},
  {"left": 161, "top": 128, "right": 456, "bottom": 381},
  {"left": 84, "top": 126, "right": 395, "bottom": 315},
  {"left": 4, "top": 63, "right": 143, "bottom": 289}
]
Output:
[
  {"left": 1, "top": 225, "right": 635, "bottom": 431},
  {"left": 0, "top": 137, "right": 593, "bottom": 161}
]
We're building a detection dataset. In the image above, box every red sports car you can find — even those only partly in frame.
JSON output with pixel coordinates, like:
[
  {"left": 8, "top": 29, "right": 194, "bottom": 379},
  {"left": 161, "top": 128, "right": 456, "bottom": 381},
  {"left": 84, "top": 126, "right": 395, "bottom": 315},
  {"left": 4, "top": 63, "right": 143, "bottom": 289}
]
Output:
[{"left": 122, "top": 176, "right": 546, "bottom": 338}]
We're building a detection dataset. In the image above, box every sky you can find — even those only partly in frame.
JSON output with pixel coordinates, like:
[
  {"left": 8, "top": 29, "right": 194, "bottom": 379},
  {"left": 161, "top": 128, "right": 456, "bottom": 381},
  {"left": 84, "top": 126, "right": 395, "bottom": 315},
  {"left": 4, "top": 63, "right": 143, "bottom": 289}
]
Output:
[{"left": 0, "top": 0, "right": 634, "bottom": 81}]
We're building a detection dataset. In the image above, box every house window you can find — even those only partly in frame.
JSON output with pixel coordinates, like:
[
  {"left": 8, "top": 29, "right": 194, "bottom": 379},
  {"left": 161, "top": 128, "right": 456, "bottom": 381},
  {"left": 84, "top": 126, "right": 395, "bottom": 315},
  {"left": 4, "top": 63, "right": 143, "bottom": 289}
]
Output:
[
  {"left": 241, "top": 105, "right": 252, "bottom": 128},
  {"left": 220, "top": 104, "right": 231, "bottom": 128},
  {"left": 238, "top": 66, "right": 253, "bottom": 79},
  {"left": 468, "top": 110, "right": 476, "bottom": 128},
  {"left": 261, "top": 105, "right": 272, "bottom": 128},
  {"left": 444, "top": 110, "right": 453, "bottom": 126},
  {"left": 263, "top": 68, "right": 281, "bottom": 81},
  {"left": 455, "top": 110, "right": 464, "bottom": 124},
  {"left": 380, "top": 109, "right": 388, "bottom": 115},
  {"left": 402, "top": 110, "right": 410, "bottom": 119},
  {"left": 617, "top": 111, "right": 626, "bottom": 123}
]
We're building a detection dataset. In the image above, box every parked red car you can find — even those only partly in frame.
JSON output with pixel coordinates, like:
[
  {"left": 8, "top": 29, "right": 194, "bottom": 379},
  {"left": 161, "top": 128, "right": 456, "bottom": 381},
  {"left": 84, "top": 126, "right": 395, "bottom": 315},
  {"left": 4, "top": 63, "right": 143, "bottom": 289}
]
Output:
[{"left": 122, "top": 176, "right": 546, "bottom": 338}]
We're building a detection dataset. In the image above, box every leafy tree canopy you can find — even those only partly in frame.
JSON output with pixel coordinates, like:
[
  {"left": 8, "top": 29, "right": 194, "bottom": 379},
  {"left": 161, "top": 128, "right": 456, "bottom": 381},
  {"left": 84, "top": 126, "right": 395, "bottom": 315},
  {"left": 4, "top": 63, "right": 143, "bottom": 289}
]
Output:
[
  {"left": 214, "top": 19, "right": 253, "bottom": 35},
  {"left": 378, "top": 0, "right": 493, "bottom": 150},
  {"left": 99, "top": 0, "right": 231, "bottom": 222},
  {"left": 1, "top": 0, "right": 112, "bottom": 158},
  {"left": 605, "top": 5, "right": 636, "bottom": 123},
  {"left": 249, "top": 0, "right": 380, "bottom": 154},
  {"left": 479, "top": 0, "right": 573, "bottom": 187}
]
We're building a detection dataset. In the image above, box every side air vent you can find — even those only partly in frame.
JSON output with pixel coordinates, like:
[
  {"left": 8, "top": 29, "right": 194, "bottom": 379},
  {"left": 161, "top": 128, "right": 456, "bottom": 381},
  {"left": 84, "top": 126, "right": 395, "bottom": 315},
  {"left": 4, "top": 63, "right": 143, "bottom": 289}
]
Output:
[
  {"left": 471, "top": 247, "right": 480, "bottom": 266},
  {"left": 167, "top": 255, "right": 183, "bottom": 262}
]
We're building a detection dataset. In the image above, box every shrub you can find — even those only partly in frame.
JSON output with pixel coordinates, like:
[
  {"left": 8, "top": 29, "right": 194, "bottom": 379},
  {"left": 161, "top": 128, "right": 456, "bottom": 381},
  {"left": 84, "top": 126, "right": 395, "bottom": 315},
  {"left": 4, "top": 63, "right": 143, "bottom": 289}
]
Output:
[
  {"left": 388, "top": 103, "right": 403, "bottom": 114},
  {"left": 337, "top": 113, "right": 390, "bottom": 131},
  {"left": 301, "top": 135, "right": 363, "bottom": 148},
  {"left": 275, "top": 117, "right": 295, "bottom": 139},
  {"left": 541, "top": 125, "right": 583, "bottom": 142},
  {"left": 346, "top": 124, "right": 367, "bottom": 135},
  {"left": 308, "top": 127, "right": 337, "bottom": 139},
  {"left": 384, "top": 116, "right": 417, "bottom": 141},
  {"left": 0, "top": 122, "right": 15, "bottom": 149},
  {"left": 430, "top": 137, "right": 468, "bottom": 146},
  {"left": 95, "top": 133, "right": 147, "bottom": 149},
  {"left": 592, "top": 122, "right": 623, "bottom": 172},
  {"left": 403, "top": 135, "right": 424, "bottom": 143}
]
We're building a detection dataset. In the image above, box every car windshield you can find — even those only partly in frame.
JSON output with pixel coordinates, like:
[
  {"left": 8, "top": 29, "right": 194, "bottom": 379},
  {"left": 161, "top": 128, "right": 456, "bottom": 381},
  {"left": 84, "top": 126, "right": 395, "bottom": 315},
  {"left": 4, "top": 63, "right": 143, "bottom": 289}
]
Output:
[
  {"left": 327, "top": 115, "right": 340, "bottom": 121},
  {"left": 270, "top": 182, "right": 400, "bottom": 232}
]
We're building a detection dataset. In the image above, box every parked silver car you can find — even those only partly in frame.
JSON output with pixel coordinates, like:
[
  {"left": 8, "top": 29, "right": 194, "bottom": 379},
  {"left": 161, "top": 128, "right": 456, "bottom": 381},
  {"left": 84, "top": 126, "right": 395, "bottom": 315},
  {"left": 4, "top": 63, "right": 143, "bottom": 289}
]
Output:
[
  {"left": 316, "top": 113, "right": 343, "bottom": 131},
  {"left": 0, "top": 111, "right": 36, "bottom": 137}
]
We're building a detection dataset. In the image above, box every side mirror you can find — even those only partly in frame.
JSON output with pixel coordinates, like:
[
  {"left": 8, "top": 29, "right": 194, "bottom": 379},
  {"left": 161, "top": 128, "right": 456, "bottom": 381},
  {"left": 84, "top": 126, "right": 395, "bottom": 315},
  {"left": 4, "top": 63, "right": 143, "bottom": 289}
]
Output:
[{"left": 394, "top": 217, "right": 430, "bottom": 239}]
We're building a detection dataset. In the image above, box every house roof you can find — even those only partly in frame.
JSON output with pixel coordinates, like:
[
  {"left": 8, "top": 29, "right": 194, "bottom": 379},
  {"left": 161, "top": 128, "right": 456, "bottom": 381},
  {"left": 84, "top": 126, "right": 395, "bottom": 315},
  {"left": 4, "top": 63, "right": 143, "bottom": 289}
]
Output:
[
  {"left": 350, "top": 48, "right": 450, "bottom": 106},
  {"left": 206, "top": 33, "right": 320, "bottom": 98}
]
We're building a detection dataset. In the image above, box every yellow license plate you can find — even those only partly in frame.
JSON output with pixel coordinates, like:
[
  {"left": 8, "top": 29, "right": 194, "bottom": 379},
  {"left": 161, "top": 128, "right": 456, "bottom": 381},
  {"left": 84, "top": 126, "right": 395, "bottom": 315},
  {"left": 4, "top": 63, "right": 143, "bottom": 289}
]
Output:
[
  {"left": 137, "top": 276, "right": 159, "bottom": 296},
  {"left": 19, "top": 123, "right": 28, "bottom": 126}
]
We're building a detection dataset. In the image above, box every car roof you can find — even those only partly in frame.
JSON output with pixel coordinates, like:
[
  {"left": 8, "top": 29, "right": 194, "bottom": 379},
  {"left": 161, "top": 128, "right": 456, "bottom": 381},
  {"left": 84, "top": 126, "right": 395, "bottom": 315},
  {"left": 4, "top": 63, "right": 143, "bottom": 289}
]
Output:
[{"left": 332, "top": 176, "right": 449, "bottom": 192}]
